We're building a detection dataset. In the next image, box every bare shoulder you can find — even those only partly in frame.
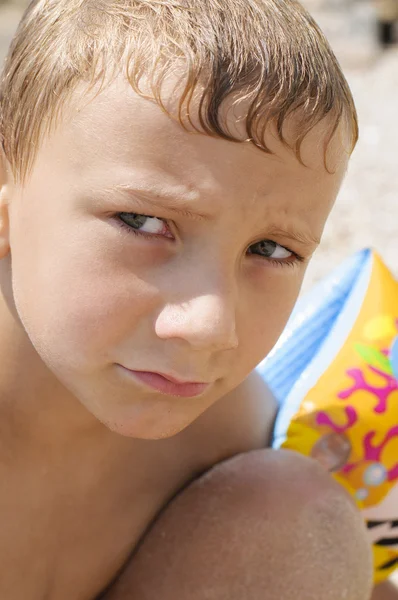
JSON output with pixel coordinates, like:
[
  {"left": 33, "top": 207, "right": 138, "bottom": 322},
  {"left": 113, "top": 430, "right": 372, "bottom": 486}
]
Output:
[{"left": 187, "top": 371, "right": 278, "bottom": 470}]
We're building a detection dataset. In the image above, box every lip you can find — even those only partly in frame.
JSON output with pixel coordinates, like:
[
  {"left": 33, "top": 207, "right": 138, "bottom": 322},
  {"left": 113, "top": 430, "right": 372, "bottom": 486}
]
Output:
[{"left": 118, "top": 367, "right": 211, "bottom": 398}]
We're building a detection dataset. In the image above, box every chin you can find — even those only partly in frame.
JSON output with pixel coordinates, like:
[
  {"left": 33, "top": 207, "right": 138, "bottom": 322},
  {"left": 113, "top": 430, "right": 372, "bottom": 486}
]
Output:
[{"left": 100, "top": 412, "right": 195, "bottom": 440}]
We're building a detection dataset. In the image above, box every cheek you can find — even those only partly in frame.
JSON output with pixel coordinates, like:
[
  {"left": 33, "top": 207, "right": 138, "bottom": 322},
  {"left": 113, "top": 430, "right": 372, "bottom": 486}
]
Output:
[
  {"left": 10, "top": 225, "right": 158, "bottom": 371},
  {"left": 238, "top": 269, "right": 305, "bottom": 368}
]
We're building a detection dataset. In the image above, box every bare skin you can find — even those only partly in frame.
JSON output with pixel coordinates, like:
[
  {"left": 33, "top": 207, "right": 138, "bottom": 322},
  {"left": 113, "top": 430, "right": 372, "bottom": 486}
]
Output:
[
  {"left": 372, "top": 581, "right": 398, "bottom": 600},
  {"left": 0, "top": 365, "right": 276, "bottom": 599},
  {"left": 0, "top": 76, "right": 357, "bottom": 599},
  {"left": 103, "top": 449, "right": 373, "bottom": 600}
]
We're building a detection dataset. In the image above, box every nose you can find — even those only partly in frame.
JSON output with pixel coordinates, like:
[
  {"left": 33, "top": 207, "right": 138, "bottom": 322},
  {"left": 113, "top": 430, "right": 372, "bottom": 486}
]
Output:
[{"left": 155, "top": 292, "right": 239, "bottom": 351}]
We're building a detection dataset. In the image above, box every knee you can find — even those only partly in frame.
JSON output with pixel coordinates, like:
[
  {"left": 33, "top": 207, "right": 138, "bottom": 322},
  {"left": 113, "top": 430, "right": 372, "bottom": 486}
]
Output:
[
  {"left": 200, "top": 447, "right": 363, "bottom": 527},
  {"left": 110, "top": 449, "right": 373, "bottom": 600},
  {"left": 195, "top": 449, "right": 373, "bottom": 598}
]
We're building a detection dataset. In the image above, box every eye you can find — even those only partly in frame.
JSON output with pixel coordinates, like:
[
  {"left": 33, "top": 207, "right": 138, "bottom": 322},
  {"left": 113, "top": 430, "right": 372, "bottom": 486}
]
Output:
[
  {"left": 117, "top": 212, "right": 173, "bottom": 238},
  {"left": 248, "top": 240, "right": 293, "bottom": 261}
]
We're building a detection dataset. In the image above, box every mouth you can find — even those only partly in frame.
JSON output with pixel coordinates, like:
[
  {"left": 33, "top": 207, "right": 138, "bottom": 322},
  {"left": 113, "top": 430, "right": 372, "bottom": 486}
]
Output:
[{"left": 117, "top": 366, "right": 212, "bottom": 398}]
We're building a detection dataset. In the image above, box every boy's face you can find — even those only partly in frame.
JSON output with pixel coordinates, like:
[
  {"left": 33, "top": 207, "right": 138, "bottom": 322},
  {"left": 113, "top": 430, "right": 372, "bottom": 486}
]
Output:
[{"left": 1, "top": 79, "right": 348, "bottom": 439}]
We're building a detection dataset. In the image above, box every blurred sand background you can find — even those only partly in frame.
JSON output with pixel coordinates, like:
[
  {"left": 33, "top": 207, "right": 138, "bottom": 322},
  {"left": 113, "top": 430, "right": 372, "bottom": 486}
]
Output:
[{"left": 1, "top": 0, "right": 397, "bottom": 294}]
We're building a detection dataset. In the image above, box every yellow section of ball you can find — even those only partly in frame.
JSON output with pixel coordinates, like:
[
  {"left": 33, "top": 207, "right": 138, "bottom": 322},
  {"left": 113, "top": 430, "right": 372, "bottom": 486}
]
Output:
[{"left": 363, "top": 315, "right": 397, "bottom": 341}]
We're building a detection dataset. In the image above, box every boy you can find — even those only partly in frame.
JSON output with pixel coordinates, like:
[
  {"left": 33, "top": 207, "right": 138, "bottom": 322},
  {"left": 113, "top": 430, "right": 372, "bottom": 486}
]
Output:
[{"left": 0, "top": 0, "right": 385, "bottom": 598}]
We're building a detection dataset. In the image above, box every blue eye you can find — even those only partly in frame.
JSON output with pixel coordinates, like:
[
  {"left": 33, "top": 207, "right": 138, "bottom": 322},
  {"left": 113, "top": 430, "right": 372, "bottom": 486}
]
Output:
[
  {"left": 117, "top": 212, "right": 173, "bottom": 238},
  {"left": 120, "top": 213, "right": 148, "bottom": 229},
  {"left": 248, "top": 240, "right": 293, "bottom": 260}
]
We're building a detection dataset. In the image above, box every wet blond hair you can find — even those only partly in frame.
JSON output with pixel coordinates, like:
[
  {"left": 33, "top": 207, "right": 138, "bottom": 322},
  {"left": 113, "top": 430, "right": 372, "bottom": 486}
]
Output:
[{"left": 0, "top": 0, "right": 357, "bottom": 182}]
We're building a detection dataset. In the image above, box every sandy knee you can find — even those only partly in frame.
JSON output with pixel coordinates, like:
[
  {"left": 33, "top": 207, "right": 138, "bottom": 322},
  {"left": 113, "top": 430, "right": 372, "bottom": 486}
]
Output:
[
  {"left": 196, "top": 449, "right": 373, "bottom": 593},
  {"left": 184, "top": 448, "right": 369, "bottom": 546},
  {"left": 110, "top": 449, "right": 373, "bottom": 600},
  {"left": 196, "top": 447, "right": 356, "bottom": 511}
]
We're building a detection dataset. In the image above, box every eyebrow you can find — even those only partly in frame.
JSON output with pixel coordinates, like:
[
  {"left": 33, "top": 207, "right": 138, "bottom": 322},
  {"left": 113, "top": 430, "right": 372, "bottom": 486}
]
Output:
[
  {"left": 107, "top": 183, "right": 211, "bottom": 221},
  {"left": 264, "top": 225, "right": 321, "bottom": 248}
]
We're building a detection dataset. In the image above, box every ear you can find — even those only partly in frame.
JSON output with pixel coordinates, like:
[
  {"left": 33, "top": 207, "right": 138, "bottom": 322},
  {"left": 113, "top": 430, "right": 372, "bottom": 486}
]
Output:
[{"left": 0, "top": 142, "right": 12, "bottom": 259}]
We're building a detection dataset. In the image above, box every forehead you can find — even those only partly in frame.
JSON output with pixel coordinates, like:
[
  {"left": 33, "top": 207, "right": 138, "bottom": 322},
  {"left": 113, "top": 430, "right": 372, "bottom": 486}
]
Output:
[{"left": 30, "top": 77, "right": 349, "bottom": 226}]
